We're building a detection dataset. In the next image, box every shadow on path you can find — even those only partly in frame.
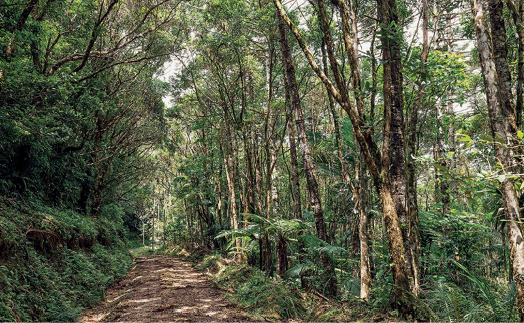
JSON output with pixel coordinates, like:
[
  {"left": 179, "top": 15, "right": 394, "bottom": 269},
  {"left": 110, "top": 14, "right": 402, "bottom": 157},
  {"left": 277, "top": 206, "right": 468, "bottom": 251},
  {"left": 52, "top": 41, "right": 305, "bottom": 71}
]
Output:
[{"left": 80, "top": 255, "right": 248, "bottom": 322}]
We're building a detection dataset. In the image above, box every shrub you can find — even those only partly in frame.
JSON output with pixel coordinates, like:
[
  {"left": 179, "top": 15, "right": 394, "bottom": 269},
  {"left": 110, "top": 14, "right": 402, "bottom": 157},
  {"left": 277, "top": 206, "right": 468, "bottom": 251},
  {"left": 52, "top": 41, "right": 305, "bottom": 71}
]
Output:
[{"left": 0, "top": 201, "right": 133, "bottom": 321}]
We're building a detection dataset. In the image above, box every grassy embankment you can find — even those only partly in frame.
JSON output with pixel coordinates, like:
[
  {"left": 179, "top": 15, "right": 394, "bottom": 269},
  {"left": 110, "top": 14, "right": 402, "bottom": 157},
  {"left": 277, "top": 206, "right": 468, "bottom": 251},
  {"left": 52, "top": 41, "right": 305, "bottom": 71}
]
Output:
[{"left": 0, "top": 198, "right": 136, "bottom": 321}]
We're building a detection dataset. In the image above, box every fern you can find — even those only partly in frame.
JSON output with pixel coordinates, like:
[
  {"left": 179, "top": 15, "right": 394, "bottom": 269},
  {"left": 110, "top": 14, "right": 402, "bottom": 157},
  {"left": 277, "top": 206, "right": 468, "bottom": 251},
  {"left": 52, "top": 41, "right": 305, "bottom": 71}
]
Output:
[{"left": 452, "top": 260, "right": 504, "bottom": 321}]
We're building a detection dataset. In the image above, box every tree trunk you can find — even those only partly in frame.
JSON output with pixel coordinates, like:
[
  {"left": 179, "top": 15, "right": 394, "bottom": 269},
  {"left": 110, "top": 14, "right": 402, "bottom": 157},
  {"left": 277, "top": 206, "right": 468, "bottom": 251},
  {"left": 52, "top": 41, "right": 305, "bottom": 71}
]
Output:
[
  {"left": 276, "top": 8, "right": 337, "bottom": 296},
  {"left": 220, "top": 117, "right": 241, "bottom": 261},
  {"left": 163, "top": 196, "right": 167, "bottom": 247},
  {"left": 142, "top": 221, "right": 145, "bottom": 246},
  {"left": 354, "top": 164, "right": 372, "bottom": 300},
  {"left": 489, "top": 0, "right": 518, "bottom": 133},
  {"left": 217, "top": 166, "right": 223, "bottom": 228},
  {"left": 287, "top": 101, "right": 302, "bottom": 220},
  {"left": 435, "top": 102, "right": 450, "bottom": 215},
  {"left": 406, "top": 0, "right": 428, "bottom": 296},
  {"left": 273, "top": 0, "right": 416, "bottom": 308},
  {"left": 275, "top": 232, "right": 289, "bottom": 277},
  {"left": 284, "top": 73, "right": 304, "bottom": 284},
  {"left": 470, "top": 0, "right": 524, "bottom": 319},
  {"left": 377, "top": 0, "right": 417, "bottom": 296},
  {"left": 509, "top": 0, "right": 524, "bottom": 128},
  {"left": 152, "top": 198, "right": 156, "bottom": 251}
]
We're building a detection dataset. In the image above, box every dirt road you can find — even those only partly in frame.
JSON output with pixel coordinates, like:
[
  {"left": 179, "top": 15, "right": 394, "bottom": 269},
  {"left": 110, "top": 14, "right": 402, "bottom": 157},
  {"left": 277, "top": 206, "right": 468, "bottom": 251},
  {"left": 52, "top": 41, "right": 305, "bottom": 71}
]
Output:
[{"left": 80, "top": 255, "right": 248, "bottom": 322}]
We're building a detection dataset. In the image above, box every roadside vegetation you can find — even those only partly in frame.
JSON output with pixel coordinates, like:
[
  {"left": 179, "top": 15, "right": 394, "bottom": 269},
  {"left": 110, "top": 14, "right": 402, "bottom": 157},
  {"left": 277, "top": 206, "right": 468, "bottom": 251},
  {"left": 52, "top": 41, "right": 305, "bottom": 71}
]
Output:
[
  {"left": 0, "top": 199, "right": 135, "bottom": 321},
  {"left": 2, "top": 0, "right": 524, "bottom": 321}
]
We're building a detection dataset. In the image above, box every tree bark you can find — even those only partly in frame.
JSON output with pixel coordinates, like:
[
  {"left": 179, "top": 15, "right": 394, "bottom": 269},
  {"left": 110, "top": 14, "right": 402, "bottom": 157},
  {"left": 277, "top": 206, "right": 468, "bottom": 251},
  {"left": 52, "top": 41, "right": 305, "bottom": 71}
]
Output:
[
  {"left": 354, "top": 164, "right": 372, "bottom": 300},
  {"left": 284, "top": 75, "right": 304, "bottom": 283},
  {"left": 377, "top": 0, "right": 417, "bottom": 296},
  {"left": 470, "top": 0, "right": 524, "bottom": 319},
  {"left": 507, "top": 0, "right": 524, "bottom": 127},
  {"left": 287, "top": 103, "right": 302, "bottom": 220},
  {"left": 435, "top": 102, "right": 450, "bottom": 215},
  {"left": 406, "top": 0, "right": 428, "bottom": 296},
  {"left": 276, "top": 8, "right": 337, "bottom": 296},
  {"left": 217, "top": 165, "right": 223, "bottom": 228},
  {"left": 275, "top": 232, "right": 289, "bottom": 277},
  {"left": 273, "top": 0, "right": 415, "bottom": 309},
  {"left": 220, "top": 117, "right": 241, "bottom": 261},
  {"left": 489, "top": 0, "right": 518, "bottom": 133}
]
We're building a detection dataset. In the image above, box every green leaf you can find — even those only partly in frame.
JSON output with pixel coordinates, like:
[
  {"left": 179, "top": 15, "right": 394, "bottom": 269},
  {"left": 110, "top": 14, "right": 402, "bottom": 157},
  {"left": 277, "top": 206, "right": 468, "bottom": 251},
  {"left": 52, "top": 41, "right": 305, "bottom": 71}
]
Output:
[
  {"left": 518, "top": 131, "right": 524, "bottom": 139},
  {"left": 497, "top": 175, "right": 506, "bottom": 183},
  {"left": 298, "top": 234, "right": 327, "bottom": 247},
  {"left": 458, "top": 134, "right": 471, "bottom": 142},
  {"left": 241, "top": 213, "right": 270, "bottom": 224},
  {"left": 284, "top": 263, "right": 313, "bottom": 279}
]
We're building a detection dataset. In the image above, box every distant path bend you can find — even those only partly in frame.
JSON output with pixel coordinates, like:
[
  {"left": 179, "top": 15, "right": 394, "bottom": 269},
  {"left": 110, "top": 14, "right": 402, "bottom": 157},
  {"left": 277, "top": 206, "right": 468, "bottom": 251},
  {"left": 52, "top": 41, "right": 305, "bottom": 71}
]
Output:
[{"left": 80, "top": 254, "right": 248, "bottom": 322}]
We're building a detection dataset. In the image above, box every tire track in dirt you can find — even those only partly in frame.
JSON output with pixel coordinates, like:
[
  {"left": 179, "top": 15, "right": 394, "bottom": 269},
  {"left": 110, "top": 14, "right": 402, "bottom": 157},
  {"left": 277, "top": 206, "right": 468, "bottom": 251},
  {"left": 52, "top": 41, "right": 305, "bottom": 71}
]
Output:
[{"left": 80, "top": 255, "right": 248, "bottom": 322}]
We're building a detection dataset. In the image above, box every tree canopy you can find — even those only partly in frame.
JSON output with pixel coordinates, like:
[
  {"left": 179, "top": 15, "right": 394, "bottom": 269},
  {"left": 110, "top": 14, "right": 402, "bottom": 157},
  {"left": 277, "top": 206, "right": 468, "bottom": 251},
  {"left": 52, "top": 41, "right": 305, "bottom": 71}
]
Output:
[{"left": 2, "top": 0, "right": 524, "bottom": 321}]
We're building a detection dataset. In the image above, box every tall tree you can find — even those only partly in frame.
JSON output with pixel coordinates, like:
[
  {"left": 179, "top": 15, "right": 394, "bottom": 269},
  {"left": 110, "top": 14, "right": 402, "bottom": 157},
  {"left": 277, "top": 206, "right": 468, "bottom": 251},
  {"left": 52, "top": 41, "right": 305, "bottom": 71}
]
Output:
[
  {"left": 470, "top": 0, "right": 524, "bottom": 319},
  {"left": 276, "top": 7, "right": 337, "bottom": 296}
]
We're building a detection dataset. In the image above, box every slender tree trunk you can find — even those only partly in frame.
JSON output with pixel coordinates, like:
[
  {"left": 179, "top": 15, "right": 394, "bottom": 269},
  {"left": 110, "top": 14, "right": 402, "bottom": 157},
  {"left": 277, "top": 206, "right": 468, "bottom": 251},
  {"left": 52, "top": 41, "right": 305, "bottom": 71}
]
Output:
[
  {"left": 243, "top": 132, "right": 257, "bottom": 215},
  {"left": 273, "top": 0, "right": 415, "bottom": 308},
  {"left": 217, "top": 166, "right": 223, "bottom": 228},
  {"left": 354, "top": 164, "right": 372, "bottom": 300},
  {"left": 152, "top": 198, "right": 156, "bottom": 251},
  {"left": 489, "top": 0, "right": 518, "bottom": 133},
  {"left": 470, "top": 1, "right": 524, "bottom": 319},
  {"left": 370, "top": 26, "right": 378, "bottom": 127},
  {"left": 278, "top": 19, "right": 326, "bottom": 244},
  {"left": 510, "top": 0, "right": 524, "bottom": 128},
  {"left": 261, "top": 43, "right": 277, "bottom": 275},
  {"left": 444, "top": 12, "right": 458, "bottom": 199},
  {"left": 220, "top": 118, "right": 241, "bottom": 261},
  {"left": 349, "top": 0, "right": 359, "bottom": 59},
  {"left": 275, "top": 232, "right": 289, "bottom": 277},
  {"left": 276, "top": 8, "right": 337, "bottom": 296},
  {"left": 377, "top": 0, "right": 417, "bottom": 296},
  {"left": 406, "top": 0, "right": 428, "bottom": 296},
  {"left": 321, "top": 40, "right": 350, "bottom": 182},
  {"left": 288, "top": 108, "right": 302, "bottom": 220},
  {"left": 163, "top": 196, "right": 167, "bottom": 247},
  {"left": 435, "top": 102, "right": 450, "bottom": 215},
  {"left": 284, "top": 75, "right": 305, "bottom": 283}
]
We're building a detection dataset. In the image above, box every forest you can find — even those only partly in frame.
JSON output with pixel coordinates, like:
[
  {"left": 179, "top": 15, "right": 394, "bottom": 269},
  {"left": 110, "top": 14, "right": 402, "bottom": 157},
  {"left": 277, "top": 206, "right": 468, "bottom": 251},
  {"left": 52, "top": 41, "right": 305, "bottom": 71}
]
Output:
[{"left": 2, "top": 0, "right": 524, "bottom": 321}]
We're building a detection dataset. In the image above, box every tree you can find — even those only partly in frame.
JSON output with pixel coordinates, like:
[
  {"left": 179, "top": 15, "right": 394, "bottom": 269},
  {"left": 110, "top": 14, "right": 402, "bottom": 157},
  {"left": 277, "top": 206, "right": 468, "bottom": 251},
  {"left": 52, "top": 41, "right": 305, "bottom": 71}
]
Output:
[
  {"left": 469, "top": 0, "right": 524, "bottom": 319},
  {"left": 272, "top": 0, "right": 418, "bottom": 312}
]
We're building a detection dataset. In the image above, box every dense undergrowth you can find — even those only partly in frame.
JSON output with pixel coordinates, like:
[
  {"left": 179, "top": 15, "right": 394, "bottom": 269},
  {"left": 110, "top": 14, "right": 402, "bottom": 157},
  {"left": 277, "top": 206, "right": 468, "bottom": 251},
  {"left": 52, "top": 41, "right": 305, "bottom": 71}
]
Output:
[
  {"left": 161, "top": 246, "right": 382, "bottom": 322},
  {"left": 162, "top": 243, "right": 518, "bottom": 322},
  {"left": 0, "top": 198, "right": 135, "bottom": 322}
]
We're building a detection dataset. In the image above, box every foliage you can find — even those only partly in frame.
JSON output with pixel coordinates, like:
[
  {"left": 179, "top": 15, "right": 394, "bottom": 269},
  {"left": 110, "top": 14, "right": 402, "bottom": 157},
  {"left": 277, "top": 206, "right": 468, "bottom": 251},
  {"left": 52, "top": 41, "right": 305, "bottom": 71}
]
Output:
[
  {"left": 3, "top": 0, "right": 524, "bottom": 320},
  {"left": 0, "top": 200, "right": 133, "bottom": 321},
  {"left": 214, "top": 264, "right": 308, "bottom": 321}
]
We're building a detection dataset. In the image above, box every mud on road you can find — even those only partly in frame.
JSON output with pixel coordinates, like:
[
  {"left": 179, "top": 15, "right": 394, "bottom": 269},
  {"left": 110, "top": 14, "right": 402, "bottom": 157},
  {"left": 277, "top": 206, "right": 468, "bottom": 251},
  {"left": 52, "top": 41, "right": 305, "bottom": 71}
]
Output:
[{"left": 80, "top": 255, "right": 248, "bottom": 322}]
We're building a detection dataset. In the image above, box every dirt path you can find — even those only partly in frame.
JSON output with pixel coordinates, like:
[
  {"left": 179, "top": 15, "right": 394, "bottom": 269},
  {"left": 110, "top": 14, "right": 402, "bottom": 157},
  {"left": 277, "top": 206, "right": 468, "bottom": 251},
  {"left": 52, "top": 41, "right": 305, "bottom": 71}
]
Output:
[{"left": 80, "top": 255, "right": 248, "bottom": 322}]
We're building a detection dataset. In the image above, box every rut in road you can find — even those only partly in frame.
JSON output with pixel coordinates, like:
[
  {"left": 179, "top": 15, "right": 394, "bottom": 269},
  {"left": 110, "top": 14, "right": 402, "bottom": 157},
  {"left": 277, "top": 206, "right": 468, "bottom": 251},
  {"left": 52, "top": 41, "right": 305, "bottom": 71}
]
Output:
[{"left": 80, "top": 254, "right": 248, "bottom": 322}]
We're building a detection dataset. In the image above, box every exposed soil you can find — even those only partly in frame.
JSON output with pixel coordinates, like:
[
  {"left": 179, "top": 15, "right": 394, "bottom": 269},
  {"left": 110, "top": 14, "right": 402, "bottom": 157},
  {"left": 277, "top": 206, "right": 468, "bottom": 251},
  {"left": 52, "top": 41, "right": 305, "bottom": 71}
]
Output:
[{"left": 80, "top": 255, "right": 248, "bottom": 322}]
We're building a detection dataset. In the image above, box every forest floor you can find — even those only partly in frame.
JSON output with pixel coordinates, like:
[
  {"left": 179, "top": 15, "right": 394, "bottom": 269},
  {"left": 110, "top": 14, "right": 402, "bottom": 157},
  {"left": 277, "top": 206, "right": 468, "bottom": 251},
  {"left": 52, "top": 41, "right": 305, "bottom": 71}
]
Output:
[{"left": 79, "top": 254, "right": 249, "bottom": 322}]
